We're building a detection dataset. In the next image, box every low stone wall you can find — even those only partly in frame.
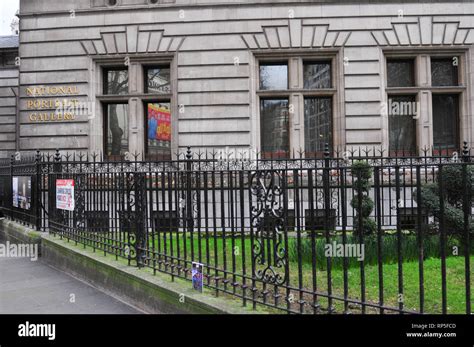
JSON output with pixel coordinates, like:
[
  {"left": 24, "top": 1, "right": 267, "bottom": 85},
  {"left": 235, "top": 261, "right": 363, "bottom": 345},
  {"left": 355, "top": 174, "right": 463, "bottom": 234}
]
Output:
[
  {"left": 0, "top": 219, "right": 262, "bottom": 314},
  {"left": 0, "top": 220, "right": 42, "bottom": 256}
]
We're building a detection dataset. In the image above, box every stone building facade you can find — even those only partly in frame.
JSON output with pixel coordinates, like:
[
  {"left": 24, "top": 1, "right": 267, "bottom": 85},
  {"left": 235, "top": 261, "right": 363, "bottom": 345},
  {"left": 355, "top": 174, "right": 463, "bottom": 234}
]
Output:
[
  {"left": 2, "top": 0, "right": 474, "bottom": 159},
  {"left": 0, "top": 36, "right": 18, "bottom": 158}
]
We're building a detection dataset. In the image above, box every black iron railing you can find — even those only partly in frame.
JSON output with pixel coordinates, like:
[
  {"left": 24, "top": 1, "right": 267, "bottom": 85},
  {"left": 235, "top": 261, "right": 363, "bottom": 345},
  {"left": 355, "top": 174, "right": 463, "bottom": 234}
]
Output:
[{"left": 0, "top": 145, "right": 472, "bottom": 314}]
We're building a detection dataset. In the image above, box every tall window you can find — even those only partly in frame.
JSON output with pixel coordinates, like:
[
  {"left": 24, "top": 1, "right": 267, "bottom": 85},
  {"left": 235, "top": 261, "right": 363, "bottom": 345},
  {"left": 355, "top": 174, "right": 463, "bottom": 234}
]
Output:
[
  {"left": 104, "top": 103, "right": 129, "bottom": 159},
  {"left": 388, "top": 95, "right": 417, "bottom": 154},
  {"left": 386, "top": 55, "right": 464, "bottom": 155},
  {"left": 260, "top": 99, "right": 289, "bottom": 157},
  {"left": 432, "top": 94, "right": 459, "bottom": 151},
  {"left": 145, "top": 102, "right": 171, "bottom": 160},
  {"left": 431, "top": 58, "right": 460, "bottom": 152},
  {"left": 259, "top": 62, "right": 289, "bottom": 158},
  {"left": 303, "top": 61, "right": 332, "bottom": 156},
  {"left": 386, "top": 59, "right": 417, "bottom": 155},
  {"left": 144, "top": 65, "right": 172, "bottom": 160},
  {"left": 304, "top": 97, "right": 332, "bottom": 156},
  {"left": 103, "top": 67, "right": 129, "bottom": 159},
  {"left": 257, "top": 57, "right": 335, "bottom": 158}
]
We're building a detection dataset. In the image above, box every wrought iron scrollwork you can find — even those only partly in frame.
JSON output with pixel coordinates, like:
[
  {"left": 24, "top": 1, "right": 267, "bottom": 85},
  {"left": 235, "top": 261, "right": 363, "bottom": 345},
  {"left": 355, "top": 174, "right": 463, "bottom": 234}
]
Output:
[
  {"left": 134, "top": 172, "right": 147, "bottom": 266},
  {"left": 118, "top": 172, "right": 146, "bottom": 264},
  {"left": 74, "top": 175, "right": 86, "bottom": 230},
  {"left": 250, "top": 170, "right": 288, "bottom": 285}
]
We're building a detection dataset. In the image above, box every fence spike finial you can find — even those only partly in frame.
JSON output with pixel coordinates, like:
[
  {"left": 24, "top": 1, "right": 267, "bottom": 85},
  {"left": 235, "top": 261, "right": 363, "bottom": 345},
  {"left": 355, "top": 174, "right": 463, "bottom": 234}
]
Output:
[
  {"left": 463, "top": 141, "right": 469, "bottom": 156},
  {"left": 186, "top": 146, "right": 192, "bottom": 160},
  {"left": 324, "top": 142, "right": 330, "bottom": 158},
  {"left": 54, "top": 149, "right": 60, "bottom": 162}
]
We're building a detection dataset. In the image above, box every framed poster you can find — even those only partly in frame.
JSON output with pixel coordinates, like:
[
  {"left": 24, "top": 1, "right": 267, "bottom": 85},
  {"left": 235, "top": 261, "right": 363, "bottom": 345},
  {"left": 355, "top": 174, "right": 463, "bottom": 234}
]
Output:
[
  {"left": 147, "top": 103, "right": 171, "bottom": 143},
  {"left": 192, "top": 262, "right": 204, "bottom": 292},
  {"left": 12, "top": 176, "right": 32, "bottom": 210},
  {"left": 56, "top": 179, "right": 75, "bottom": 211}
]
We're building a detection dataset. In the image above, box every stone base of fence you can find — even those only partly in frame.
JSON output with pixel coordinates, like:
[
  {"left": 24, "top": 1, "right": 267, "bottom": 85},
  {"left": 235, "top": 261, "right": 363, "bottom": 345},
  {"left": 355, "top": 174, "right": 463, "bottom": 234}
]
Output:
[
  {"left": 1, "top": 220, "right": 265, "bottom": 314},
  {"left": 0, "top": 219, "right": 42, "bottom": 256}
]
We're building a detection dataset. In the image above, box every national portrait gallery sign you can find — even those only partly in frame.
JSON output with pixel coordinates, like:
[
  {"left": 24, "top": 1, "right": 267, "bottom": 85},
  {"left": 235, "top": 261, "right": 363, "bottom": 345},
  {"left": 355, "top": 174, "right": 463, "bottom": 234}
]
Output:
[{"left": 25, "top": 86, "right": 81, "bottom": 122}]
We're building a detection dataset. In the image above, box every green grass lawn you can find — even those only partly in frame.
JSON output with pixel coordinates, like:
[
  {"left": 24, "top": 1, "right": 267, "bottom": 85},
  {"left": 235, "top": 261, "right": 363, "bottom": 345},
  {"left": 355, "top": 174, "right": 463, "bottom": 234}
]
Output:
[
  {"left": 298, "top": 256, "right": 473, "bottom": 314},
  {"left": 78, "top": 230, "right": 473, "bottom": 314}
]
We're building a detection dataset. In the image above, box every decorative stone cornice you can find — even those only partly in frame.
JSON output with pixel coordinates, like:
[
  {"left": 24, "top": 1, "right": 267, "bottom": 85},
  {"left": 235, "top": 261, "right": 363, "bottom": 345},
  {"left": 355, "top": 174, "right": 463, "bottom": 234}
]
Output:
[
  {"left": 80, "top": 25, "right": 185, "bottom": 55},
  {"left": 241, "top": 19, "right": 351, "bottom": 49},
  {"left": 371, "top": 16, "right": 474, "bottom": 46}
]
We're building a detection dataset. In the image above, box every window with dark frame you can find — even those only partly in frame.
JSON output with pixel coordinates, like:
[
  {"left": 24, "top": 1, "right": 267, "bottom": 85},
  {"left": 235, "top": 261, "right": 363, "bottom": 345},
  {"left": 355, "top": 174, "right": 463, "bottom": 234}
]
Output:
[
  {"left": 432, "top": 94, "right": 459, "bottom": 151},
  {"left": 303, "top": 62, "right": 331, "bottom": 89},
  {"left": 386, "top": 58, "right": 417, "bottom": 155},
  {"left": 145, "top": 102, "right": 172, "bottom": 161},
  {"left": 0, "top": 52, "right": 16, "bottom": 67},
  {"left": 260, "top": 99, "right": 289, "bottom": 158},
  {"left": 388, "top": 95, "right": 417, "bottom": 155},
  {"left": 387, "top": 59, "right": 415, "bottom": 87},
  {"left": 304, "top": 97, "right": 332, "bottom": 156},
  {"left": 145, "top": 66, "right": 171, "bottom": 94},
  {"left": 100, "top": 62, "right": 173, "bottom": 160},
  {"left": 303, "top": 60, "right": 333, "bottom": 157},
  {"left": 103, "top": 67, "right": 128, "bottom": 95},
  {"left": 102, "top": 66, "right": 129, "bottom": 160},
  {"left": 431, "top": 57, "right": 461, "bottom": 153},
  {"left": 104, "top": 103, "right": 129, "bottom": 160},
  {"left": 258, "top": 58, "right": 334, "bottom": 159},
  {"left": 386, "top": 55, "right": 463, "bottom": 155},
  {"left": 259, "top": 63, "right": 288, "bottom": 90},
  {"left": 431, "top": 58, "right": 459, "bottom": 87},
  {"left": 144, "top": 64, "right": 172, "bottom": 160}
]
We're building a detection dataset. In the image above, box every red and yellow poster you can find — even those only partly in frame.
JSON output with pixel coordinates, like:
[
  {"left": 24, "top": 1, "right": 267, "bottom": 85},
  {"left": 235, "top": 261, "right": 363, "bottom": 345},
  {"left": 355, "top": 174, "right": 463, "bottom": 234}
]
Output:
[{"left": 147, "top": 104, "right": 171, "bottom": 142}]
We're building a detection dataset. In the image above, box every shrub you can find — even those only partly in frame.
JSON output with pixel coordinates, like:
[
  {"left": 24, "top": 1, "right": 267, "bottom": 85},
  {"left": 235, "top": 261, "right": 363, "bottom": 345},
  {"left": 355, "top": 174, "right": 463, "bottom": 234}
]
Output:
[
  {"left": 416, "top": 165, "right": 474, "bottom": 241},
  {"left": 350, "top": 161, "right": 376, "bottom": 236}
]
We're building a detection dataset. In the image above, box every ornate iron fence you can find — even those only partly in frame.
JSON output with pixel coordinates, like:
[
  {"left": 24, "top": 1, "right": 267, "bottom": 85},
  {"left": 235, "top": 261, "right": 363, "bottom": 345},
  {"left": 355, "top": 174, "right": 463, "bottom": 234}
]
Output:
[
  {"left": 0, "top": 145, "right": 473, "bottom": 314},
  {"left": 0, "top": 152, "right": 43, "bottom": 229}
]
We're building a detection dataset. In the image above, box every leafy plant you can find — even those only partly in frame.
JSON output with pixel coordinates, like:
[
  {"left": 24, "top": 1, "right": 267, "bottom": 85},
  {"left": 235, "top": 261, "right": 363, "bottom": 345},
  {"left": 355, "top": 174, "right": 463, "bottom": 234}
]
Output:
[
  {"left": 416, "top": 165, "right": 474, "bottom": 243},
  {"left": 350, "top": 161, "right": 376, "bottom": 236}
]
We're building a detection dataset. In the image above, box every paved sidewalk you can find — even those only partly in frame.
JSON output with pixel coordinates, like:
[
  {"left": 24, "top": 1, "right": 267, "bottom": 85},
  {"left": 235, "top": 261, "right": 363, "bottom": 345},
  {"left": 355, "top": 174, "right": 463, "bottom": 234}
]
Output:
[{"left": 0, "top": 257, "right": 141, "bottom": 314}]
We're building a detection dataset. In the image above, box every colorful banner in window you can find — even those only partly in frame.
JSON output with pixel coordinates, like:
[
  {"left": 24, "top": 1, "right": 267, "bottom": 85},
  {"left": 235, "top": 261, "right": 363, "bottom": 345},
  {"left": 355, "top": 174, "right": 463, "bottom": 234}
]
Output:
[{"left": 147, "top": 103, "right": 171, "bottom": 143}]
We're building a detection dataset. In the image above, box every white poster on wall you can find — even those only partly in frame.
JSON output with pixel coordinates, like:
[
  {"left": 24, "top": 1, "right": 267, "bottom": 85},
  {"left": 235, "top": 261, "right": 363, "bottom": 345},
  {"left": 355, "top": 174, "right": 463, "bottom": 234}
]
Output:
[{"left": 56, "top": 179, "right": 75, "bottom": 211}]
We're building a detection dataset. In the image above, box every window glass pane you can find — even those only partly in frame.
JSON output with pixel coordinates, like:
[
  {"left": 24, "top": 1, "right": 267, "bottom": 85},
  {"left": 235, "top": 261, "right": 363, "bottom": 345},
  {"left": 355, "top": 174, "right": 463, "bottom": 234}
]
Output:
[
  {"left": 259, "top": 63, "right": 288, "bottom": 90},
  {"left": 387, "top": 59, "right": 415, "bottom": 87},
  {"left": 388, "top": 96, "right": 417, "bottom": 153},
  {"left": 106, "top": 104, "right": 129, "bottom": 158},
  {"left": 433, "top": 94, "right": 459, "bottom": 150},
  {"left": 260, "top": 99, "right": 289, "bottom": 158},
  {"left": 146, "top": 102, "right": 171, "bottom": 160},
  {"left": 304, "top": 62, "right": 331, "bottom": 89},
  {"left": 304, "top": 97, "right": 332, "bottom": 155},
  {"left": 146, "top": 66, "right": 171, "bottom": 94},
  {"left": 431, "top": 58, "right": 459, "bottom": 86},
  {"left": 104, "top": 69, "right": 128, "bottom": 95},
  {"left": 4, "top": 53, "right": 16, "bottom": 66}
]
